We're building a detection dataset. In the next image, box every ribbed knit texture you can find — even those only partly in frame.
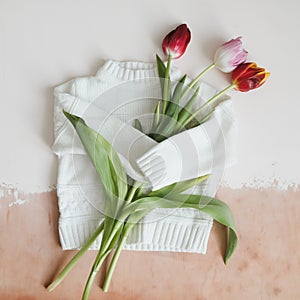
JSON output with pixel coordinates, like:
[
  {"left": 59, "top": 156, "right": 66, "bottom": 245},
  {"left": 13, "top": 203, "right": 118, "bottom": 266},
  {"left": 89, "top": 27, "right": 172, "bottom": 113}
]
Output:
[{"left": 54, "top": 60, "right": 237, "bottom": 254}]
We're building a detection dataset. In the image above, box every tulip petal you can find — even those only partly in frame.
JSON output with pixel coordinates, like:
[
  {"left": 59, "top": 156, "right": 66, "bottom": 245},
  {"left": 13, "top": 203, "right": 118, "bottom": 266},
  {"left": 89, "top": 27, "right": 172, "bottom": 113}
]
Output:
[
  {"left": 214, "top": 37, "right": 248, "bottom": 73},
  {"left": 232, "top": 62, "right": 270, "bottom": 92},
  {"left": 162, "top": 24, "right": 191, "bottom": 59}
]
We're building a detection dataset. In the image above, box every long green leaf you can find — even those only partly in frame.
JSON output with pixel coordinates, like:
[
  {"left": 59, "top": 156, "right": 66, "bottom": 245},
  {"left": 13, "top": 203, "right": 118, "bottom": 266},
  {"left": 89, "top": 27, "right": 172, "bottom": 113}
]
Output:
[
  {"left": 154, "top": 101, "right": 161, "bottom": 127},
  {"left": 64, "top": 111, "right": 129, "bottom": 257},
  {"left": 156, "top": 54, "right": 166, "bottom": 95},
  {"left": 165, "top": 193, "right": 237, "bottom": 264},
  {"left": 122, "top": 195, "right": 237, "bottom": 264},
  {"left": 64, "top": 111, "right": 128, "bottom": 201},
  {"left": 156, "top": 75, "right": 187, "bottom": 138},
  {"left": 197, "top": 199, "right": 237, "bottom": 264},
  {"left": 153, "top": 75, "right": 187, "bottom": 139},
  {"left": 152, "top": 116, "right": 178, "bottom": 142},
  {"left": 149, "top": 174, "right": 210, "bottom": 197},
  {"left": 133, "top": 119, "right": 143, "bottom": 132},
  {"left": 177, "top": 86, "right": 200, "bottom": 125},
  {"left": 165, "top": 74, "right": 187, "bottom": 117},
  {"left": 172, "top": 75, "right": 187, "bottom": 103},
  {"left": 120, "top": 197, "right": 177, "bottom": 217},
  {"left": 156, "top": 86, "right": 201, "bottom": 138}
]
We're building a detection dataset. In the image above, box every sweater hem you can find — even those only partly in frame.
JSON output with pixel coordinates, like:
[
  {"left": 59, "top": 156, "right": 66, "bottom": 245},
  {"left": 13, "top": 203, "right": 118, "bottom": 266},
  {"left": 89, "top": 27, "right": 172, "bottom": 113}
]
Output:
[{"left": 59, "top": 217, "right": 213, "bottom": 254}]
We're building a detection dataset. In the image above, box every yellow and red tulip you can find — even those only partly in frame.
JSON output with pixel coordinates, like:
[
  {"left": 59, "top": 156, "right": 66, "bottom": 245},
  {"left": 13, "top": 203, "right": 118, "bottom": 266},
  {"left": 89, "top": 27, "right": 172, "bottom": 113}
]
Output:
[{"left": 232, "top": 62, "right": 270, "bottom": 92}]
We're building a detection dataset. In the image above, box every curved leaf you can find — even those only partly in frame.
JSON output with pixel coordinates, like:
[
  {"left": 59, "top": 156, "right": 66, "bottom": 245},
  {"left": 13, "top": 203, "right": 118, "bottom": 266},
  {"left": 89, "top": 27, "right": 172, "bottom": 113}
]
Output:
[
  {"left": 177, "top": 86, "right": 200, "bottom": 125},
  {"left": 148, "top": 174, "right": 210, "bottom": 197},
  {"left": 165, "top": 74, "right": 187, "bottom": 117},
  {"left": 121, "top": 194, "right": 237, "bottom": 264},
  {"left": 133, "top": 119, "right": 143, "bottom": 132},
  {"left": 165, "top": 193, "right": 238, "bottom": 264},
  {"left": 156, "top": 54, "right": 166, "bottom": 95},
  {"left": 63, "top": 111, "right": 128, "bottom": 200}
]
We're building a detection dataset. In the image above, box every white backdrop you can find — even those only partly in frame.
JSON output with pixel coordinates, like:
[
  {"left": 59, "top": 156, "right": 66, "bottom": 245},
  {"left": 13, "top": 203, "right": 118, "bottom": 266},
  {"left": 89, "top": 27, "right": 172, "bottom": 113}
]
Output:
[{"left": 0, "top": 0, "right": 299, "bottom": 192}]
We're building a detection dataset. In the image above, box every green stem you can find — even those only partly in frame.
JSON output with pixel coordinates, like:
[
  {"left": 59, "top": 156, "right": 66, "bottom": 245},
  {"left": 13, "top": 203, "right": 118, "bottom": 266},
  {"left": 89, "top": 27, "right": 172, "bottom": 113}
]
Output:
[
  {"left": 82, "top": 250, "right": 110, "bottom": 300},
  {"left": 181, "top": 83, "right": 236, "bottom": 128},
  {"left": 162, "top": 54, "right": 172, "bottom": 114},
  {"left": 150, "top": 100, "right": 161, "bottom": 135},
  {"left": 100, "top": 182, "right": 143, "bottom": 292},
  {"left": 81, "top": 181, "right": 141, "bottom": 298},
  {"left": 179, "top": 63, "right": 215, "bottom": 101},
  {"left": 134, "top": 182, "right": 146, "bottom": 199},
  {"left": 101, "top": 220, "right": 124, "bottom": 252},
  {"left": 82, "top": 271, "right": 97, "bottom": 300},
  {"left": 189, "top": 63, "right": 215, "bottom": 89},
  {"left": 154, "top": 101, "right": 161, "bottom": 127},
  {"left": 46, "top": 221, "right": 104, "bottom": 292},
  {"left": 103, "top": 208, "right": 149, "bottom": 293},
  {"left": 197, "top": 108, "right": 216, "bottom": 125},
  {"left": 113, "top": 181, "right": 141, "bottom": 224},
  {"left": 102, "top": 227, "right": 131, "bottom": 292},
  {"left": 81, "top": 218, "right": 125, "bottom": 299},
  {"left": 126, "top": 181, "right": 141, "bottom": 203}
]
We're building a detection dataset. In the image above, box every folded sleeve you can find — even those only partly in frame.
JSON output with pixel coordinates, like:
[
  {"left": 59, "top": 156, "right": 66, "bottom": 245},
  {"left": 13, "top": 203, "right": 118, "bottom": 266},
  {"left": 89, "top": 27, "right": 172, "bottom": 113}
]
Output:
[
  {"left": 136, "top": 83, "right": 237, "bottom": 191},
  {"left": 53, "top": 77, "right": 159, "bottom": 182}
]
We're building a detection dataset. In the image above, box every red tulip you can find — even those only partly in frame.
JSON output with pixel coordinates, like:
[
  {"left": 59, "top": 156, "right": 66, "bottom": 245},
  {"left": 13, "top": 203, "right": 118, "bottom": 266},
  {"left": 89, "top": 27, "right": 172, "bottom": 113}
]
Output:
[
  {"left": 162, "top": 24, "right": 191, "bottom": 59},
  {"left": 232, "top": 62, "right": 270, "bottom": 92}
]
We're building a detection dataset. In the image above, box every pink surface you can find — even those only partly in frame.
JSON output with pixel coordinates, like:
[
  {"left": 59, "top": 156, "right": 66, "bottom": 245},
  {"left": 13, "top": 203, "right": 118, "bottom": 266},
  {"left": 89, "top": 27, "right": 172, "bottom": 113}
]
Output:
[{"left": 0, "top": 188, "right": 299, "bottom": 300}]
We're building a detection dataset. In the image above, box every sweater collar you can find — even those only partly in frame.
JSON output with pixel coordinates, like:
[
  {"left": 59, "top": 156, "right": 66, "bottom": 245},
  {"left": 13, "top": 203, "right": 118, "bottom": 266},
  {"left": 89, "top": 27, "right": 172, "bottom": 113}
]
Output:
[{"left": 97, "top": 59, "right": 181, "bottom": 81}]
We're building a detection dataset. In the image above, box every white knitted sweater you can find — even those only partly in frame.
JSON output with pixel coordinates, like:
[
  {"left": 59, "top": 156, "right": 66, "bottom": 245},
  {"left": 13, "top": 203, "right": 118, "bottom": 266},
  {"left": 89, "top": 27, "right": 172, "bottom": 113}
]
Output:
[{"left": 53, "top": 60, "right": 237, "bottom": 253}]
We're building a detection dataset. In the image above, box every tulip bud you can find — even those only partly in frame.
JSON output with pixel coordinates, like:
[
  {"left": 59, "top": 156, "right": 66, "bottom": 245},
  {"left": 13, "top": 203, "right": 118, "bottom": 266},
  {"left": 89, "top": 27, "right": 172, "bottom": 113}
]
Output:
[
  {"left": 162, "top": 24, "right": 191, "bottom": 59},
  {"left": 232, "top": 62, "right": 270, "bottom": 92},
  {"left": 214, "top": 37, "right": 248, "bottom": 73}
]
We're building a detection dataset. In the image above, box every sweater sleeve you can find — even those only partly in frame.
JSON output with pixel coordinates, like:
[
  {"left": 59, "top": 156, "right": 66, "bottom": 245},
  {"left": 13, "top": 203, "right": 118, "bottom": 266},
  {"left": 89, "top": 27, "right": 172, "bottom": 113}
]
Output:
[
  {"left": 53, "top": 75, "right": 159, "bottom": 183},
  {"left": 136, "top": 81, "right": 238, "bottom": 192}
]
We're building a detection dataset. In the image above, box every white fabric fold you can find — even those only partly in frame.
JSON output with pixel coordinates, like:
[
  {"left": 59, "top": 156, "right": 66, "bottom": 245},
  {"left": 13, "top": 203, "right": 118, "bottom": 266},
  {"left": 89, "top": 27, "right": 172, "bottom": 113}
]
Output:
[{"left": 136, "top": 100, "right": 237, "bottom": 190}]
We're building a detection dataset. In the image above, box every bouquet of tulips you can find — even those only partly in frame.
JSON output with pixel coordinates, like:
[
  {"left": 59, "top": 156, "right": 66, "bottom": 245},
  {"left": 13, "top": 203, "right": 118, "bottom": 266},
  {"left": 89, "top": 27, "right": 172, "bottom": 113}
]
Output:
[{"left": 47, "top": 24, "right": 269, "bottom": 299}]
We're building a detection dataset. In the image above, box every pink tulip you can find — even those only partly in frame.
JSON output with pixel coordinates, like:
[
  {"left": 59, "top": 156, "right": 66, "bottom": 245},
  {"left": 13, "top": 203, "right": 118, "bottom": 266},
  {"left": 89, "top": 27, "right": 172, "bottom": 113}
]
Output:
[{"left": 214, "top": 37, "right": 248, "bottom": 73}]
